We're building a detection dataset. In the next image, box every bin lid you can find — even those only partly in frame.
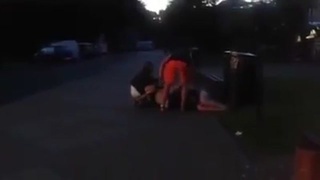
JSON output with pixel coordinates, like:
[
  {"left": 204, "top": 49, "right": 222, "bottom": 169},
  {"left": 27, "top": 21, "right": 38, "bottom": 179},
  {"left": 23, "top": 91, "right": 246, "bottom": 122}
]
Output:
[{"left": 224, "top": 51, "right": 256, "bottom": 57}]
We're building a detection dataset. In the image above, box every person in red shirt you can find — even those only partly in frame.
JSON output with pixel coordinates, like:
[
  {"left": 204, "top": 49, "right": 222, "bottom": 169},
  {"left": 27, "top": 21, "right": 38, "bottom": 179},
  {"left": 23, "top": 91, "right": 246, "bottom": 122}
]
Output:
[{"left": 159, "top": 48, "right": 198, "bottom": 111}]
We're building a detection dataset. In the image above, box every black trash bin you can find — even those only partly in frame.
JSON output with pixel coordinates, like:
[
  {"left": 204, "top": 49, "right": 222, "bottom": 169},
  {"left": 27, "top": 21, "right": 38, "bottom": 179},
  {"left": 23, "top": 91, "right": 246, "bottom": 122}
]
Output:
[{"left": 223, "top": 51, "right": 263, "bottom": 109}]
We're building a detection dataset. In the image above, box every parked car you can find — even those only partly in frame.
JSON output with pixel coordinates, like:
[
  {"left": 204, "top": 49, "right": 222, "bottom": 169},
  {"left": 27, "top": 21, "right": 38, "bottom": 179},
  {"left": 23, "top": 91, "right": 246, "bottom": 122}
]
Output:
[
  {"left": 79, "top": 42, "right": 97, "bottom": 58},
  {"left": 34, "top": 40, "right": 79, "bottom": 62},
  {"left": 136, "top": 41, "right": 155, "bottom": 51}
]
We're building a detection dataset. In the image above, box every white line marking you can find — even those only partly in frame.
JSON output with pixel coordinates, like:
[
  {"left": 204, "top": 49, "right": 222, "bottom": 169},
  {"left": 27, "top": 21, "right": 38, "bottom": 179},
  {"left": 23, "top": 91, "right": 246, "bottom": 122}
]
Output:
[{"left": 205, "top": 73, "right": 224, "bottom": 82}]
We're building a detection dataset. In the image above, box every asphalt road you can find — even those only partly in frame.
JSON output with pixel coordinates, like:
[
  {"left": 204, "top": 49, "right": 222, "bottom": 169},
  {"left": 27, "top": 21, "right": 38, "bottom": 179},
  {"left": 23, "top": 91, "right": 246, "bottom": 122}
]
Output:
[
  {"left": 0, "top": 51, "right": 250, "bottom": 180},
  {"left": 0, "top": 55, "right": 125, "bottom": 105}
]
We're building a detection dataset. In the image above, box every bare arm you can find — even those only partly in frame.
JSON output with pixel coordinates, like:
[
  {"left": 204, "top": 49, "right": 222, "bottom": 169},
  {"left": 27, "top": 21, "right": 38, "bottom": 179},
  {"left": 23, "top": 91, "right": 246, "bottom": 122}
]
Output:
[
  {"left": 134, "top": 85, "right": 156, "bottom": 102},
  {"left": 135, "top": 93, "right": 150, "bottom": 101}
]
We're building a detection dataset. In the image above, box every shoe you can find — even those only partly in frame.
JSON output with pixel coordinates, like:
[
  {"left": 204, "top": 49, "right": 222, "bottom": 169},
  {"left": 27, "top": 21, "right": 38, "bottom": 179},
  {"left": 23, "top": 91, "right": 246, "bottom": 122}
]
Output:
[
  {"left": 160, "top": 101, "right": 169, "bottom": 112},
  {"left": 160, "top": 104, "right": 166, "bottom": 112}
]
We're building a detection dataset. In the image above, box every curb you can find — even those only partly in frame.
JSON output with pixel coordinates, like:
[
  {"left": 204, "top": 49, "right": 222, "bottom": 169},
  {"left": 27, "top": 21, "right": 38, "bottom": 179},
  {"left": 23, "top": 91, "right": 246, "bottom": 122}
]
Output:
[
  {"left": 197, "top": 70, "right": 257, "bottom": 179},
  {"left": 201, "top": 71, "right": 224, "bottom": 82}
]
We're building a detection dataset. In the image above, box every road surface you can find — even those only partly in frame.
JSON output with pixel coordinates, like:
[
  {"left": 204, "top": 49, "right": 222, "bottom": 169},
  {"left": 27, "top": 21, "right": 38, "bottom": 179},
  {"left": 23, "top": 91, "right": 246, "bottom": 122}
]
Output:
[{"left": 0, "top": 51, "right": 250, "bottom": 180}]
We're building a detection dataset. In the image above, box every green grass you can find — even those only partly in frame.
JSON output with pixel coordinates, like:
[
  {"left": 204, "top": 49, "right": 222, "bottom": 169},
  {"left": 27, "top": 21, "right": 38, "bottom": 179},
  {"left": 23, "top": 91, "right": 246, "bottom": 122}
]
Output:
[{"left": 220, "top": 77, "right": 320, "bottom": 154}]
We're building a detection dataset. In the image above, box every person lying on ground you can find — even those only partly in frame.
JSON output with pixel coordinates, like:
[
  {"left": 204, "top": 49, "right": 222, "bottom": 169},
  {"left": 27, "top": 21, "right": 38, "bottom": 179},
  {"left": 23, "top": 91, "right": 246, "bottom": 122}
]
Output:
[
  {"left": 154, "top": 86, "right": 226, "bottom": 112},
  {"left": 158, "top": 48, "right": 198, "bottom": 112},
  {"left": 130, "top": 61, "right": 158, "bottom": 104}
]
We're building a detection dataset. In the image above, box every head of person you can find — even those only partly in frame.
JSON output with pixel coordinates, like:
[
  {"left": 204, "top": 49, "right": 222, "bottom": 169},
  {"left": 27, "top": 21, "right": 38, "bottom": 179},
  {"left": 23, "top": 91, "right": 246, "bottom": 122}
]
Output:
[
  {"left": 141, "top": 61, "right": 154, "bottom": 75},
  {"left": 170, "top": 47, "right": 199, "bottom": 62},
  {"left": 170, "top": 48, "right": 190, "bottom": 61}
]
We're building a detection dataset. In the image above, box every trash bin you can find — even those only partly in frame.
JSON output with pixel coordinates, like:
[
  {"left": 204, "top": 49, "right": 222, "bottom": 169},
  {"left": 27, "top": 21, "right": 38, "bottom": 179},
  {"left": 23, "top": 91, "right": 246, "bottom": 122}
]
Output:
[{"left": 223, "top": 51, "right": 263, "bottom": 109}]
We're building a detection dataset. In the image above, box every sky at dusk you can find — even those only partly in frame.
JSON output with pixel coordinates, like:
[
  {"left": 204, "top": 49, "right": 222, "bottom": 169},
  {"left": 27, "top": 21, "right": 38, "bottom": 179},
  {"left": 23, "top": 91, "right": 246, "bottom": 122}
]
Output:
[
  {"left": 140, "top": 0, "right": 271, "bottom": 12},
  {"left": 140, "top": 0, "right": 170, "bottom": 12}
]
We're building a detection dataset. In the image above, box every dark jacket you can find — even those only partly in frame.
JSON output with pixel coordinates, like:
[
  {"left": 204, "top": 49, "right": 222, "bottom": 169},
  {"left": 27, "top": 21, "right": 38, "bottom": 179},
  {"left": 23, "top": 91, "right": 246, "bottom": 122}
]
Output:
[{"left": 130, "top": 69, "right": 156, "bottom": 95}]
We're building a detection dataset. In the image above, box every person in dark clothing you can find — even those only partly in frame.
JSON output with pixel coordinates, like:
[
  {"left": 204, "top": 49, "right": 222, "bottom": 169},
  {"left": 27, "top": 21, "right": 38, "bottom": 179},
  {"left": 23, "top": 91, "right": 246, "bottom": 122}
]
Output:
[{"left": 130, "top": 61, "right": 157, "bottom": 104}]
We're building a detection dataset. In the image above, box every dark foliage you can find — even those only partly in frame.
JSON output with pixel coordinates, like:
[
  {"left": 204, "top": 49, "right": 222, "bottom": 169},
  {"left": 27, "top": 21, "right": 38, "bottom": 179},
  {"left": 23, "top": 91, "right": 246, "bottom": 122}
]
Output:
[
  {"left": 0, "top": 0, "right": 148, "bottom": 59},
  {"left": 158, "top": 0, "right": 314, "bottom": 55}
]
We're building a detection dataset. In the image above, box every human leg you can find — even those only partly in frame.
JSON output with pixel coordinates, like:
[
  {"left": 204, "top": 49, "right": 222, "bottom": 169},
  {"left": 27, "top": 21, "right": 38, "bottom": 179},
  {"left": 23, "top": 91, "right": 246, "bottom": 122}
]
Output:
[
  {"left": 161, "top": 61, "right": 176, "bottom": 111},
  {"left": 198, "top": 90, "right": 226, "bottom": 111},
  {"left": 178, "top": 62, "right": 189, "bottom": 111}
]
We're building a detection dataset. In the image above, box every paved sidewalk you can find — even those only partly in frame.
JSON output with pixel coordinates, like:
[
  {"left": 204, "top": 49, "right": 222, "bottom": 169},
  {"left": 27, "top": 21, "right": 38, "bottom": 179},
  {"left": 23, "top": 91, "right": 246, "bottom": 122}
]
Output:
[
  {"left": 0, "top": 51, "right": 252, "bottom": 180},
  {"left": 197, "top": 60, "right": 320, "bottom": 180}
]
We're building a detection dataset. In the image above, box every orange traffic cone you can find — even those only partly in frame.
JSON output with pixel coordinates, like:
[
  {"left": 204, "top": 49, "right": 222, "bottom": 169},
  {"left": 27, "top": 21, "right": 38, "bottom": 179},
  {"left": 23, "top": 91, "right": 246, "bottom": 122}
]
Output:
[{"left": 293, "top": 135, "right": 320, "bottom": 180}]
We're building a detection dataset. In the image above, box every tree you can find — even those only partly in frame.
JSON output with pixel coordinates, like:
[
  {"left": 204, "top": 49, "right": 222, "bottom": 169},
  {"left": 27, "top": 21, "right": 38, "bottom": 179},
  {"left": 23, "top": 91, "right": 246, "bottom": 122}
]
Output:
[
  {"left": 275, "top": 0, "right": 317, "bottom": 29},
  {"left": 163, "top": 0, "right": 236, "bottom": 51},
  {"left": 0, "top": 0, "right": 149, "bottom": 58}
]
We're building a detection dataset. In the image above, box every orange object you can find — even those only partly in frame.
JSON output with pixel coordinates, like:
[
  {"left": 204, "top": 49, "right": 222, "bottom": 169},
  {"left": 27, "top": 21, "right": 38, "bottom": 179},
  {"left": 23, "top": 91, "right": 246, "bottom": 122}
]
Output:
[
  {"left": 293, "top": 138, "right": 320, "bottom": 180},
  {"left": 163, "top": 60, "right": 189, "bottom": 85}
]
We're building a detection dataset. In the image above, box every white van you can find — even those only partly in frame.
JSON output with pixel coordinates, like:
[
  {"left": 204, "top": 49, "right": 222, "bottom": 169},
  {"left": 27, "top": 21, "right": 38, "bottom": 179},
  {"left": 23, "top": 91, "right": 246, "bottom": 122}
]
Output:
[
  {"left": 50, "top": 40, "right": 80, "bottom": 59},
  {"left": 34, "top": 40, "right": 80, "bottom": 62}
]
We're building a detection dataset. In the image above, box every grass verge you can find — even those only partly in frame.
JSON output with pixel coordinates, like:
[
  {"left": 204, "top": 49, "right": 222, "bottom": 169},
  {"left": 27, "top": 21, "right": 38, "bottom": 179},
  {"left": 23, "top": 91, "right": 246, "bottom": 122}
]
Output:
[{"left": 220, "top": 77, "right": 320, "bottom": 155}]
